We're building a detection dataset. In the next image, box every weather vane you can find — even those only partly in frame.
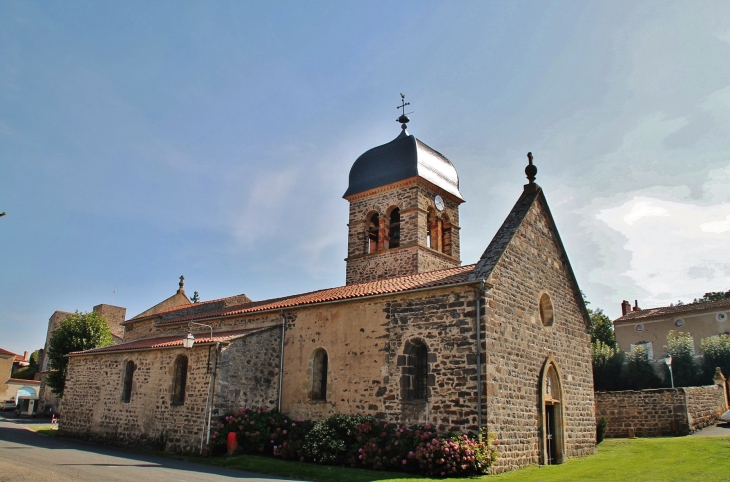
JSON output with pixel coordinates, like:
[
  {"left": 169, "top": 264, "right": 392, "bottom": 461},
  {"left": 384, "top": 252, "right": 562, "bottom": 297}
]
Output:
[{"left": 396, "top": 93, "right": 413, "bottom": 129}]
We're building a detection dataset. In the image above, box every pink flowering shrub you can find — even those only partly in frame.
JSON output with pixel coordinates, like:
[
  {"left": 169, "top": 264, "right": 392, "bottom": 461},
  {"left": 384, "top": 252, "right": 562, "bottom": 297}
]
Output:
[
  {"left": 211, "top": 406, "right": 313, "bottom": 460},
  {"left": 212, "top": 408, "right": 497, "bottom": 477},
  {"left": 346, "top": 420, "right": 497, "bottom": 477}
]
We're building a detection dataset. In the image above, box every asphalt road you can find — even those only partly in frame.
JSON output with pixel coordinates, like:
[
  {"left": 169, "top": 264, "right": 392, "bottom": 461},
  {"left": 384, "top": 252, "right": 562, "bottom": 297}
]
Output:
[{"left": 0, "top": 413, "right": 300, "bottom": 482}]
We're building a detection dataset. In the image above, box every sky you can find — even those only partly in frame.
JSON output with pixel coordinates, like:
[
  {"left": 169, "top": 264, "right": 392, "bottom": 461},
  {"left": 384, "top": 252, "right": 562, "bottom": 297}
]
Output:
[{"left": 1, "top": 1, "right": 729, "bottom": 355}]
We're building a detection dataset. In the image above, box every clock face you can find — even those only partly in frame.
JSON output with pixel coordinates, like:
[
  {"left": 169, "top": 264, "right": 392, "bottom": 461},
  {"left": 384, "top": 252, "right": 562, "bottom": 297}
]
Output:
[{"left": 434, "top": 195, "right": 445, "bottom": 212}]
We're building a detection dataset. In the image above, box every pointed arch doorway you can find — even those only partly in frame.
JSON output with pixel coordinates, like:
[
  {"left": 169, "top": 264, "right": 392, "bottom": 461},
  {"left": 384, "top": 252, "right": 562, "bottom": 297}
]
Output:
[{"left": 540, "top": 357, "right": 566, "bottom": 465}]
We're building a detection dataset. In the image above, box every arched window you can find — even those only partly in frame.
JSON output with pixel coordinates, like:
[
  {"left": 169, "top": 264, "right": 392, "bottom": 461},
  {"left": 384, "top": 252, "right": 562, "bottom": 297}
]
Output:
[
  {"left": 172, "top": 355, "right": 188, "bottom": 405},
  {"left": 539, "top": 293, "right": 554, "bottom": 326},
  {"left": 427, "top": 209, "right": 435, "bottom": 249},
  {"left": 122, "top": 360, "right": 135, "bottom": 403},
  {"left": 367, "top": 213, "right": 380, "bottom": 254},
  {"left": 311, "top": 349, "right": 328, "bottom": 401},
  {"left": 402, "top": 340, "right": 429, "bottom": 401},
  {"left": 442, "top": 214, "right": 452, "bottom": 256},
  {"left": 388, "top": 208, "right": 401, "bottom": 248}
]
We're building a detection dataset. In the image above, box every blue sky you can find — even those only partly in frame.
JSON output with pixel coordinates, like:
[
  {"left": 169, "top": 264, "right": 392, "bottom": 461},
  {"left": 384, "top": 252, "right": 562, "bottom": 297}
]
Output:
[{"left": 2, "top": 1, "right": 729, "bottom": 355}]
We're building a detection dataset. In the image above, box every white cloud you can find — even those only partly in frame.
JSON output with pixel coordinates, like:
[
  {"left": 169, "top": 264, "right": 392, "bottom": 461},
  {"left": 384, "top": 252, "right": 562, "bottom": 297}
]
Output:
[
  {"left": 701, "top": 215, "right": 730, "bottom": 233},
  {"left": 623, "top": 201, "right": 670, "bottom": 225},
  {"left": 596, "top": 196, "right": 730, "bottom": 306}
]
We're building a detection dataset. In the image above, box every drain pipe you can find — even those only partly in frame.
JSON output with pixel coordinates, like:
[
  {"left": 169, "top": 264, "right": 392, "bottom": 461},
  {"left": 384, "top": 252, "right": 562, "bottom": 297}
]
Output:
[
  {"left": 475, "top": 279, "right": 485, "bottom": 433},
  {"left": 204, "top": 341, "right": 221, "bottom": 450},
  {"left": 277, "top": 310, "right": 286, "bottom": 412}
]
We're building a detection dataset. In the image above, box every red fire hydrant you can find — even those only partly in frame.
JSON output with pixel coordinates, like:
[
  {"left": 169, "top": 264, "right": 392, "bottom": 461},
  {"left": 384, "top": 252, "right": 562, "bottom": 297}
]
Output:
[{"left": 227, "top": 431, "right": 238, "bottom": 455}]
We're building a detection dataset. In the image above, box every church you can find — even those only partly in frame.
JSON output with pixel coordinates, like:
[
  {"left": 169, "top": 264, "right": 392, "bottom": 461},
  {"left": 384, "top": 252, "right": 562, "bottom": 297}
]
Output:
[{"left": 59, "top": 109, "right": 596, "bottom": 472}]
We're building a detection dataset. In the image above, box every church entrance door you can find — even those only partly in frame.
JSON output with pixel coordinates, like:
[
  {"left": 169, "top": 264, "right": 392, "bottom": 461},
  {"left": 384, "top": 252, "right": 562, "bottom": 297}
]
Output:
[
  {"left": 545, "top": 404, "right": 557, "bottom": 464},
  {"left": 540, "top": 357, "right": 565, "bottom": 465}
]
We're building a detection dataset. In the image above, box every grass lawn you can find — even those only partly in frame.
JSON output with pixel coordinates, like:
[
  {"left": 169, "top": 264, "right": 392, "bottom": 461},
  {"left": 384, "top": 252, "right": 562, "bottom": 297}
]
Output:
[
  {"left": 27, "top": 424, "right": 59, "bottom": 437},
  {"left": 176, "top": 436, "right": 730, "bottom": 482}
]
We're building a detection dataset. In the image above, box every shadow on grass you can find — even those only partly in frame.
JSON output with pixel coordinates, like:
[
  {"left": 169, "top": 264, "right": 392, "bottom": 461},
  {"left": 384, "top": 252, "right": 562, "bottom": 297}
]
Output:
[{"left": 162, "top": 452, "right": 426, "bottom": 482}]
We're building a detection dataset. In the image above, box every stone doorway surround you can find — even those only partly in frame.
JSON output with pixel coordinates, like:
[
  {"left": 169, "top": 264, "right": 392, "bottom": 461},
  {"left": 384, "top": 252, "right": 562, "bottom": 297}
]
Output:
[{"left": 539, "top": 356, "right": 566, "bottom": 465}]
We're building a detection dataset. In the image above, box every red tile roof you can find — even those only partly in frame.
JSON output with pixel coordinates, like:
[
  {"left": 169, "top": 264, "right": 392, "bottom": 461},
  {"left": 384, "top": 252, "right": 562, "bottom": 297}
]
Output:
[
  {"left": 148, "top": 264, "right": 478, "bottom": 326},
  {"left": 0, "top": 348, "right": 19, "bottom": 358},
  {"left": 68, "top": 328, "right": 270, "bottom": 356},
  {"left": 614, "top": 298, "right": 730, "bottom": 324}
]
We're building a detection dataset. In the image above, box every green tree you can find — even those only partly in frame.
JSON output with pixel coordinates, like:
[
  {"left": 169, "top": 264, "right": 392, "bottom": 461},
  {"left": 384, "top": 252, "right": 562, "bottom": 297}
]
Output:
[
  {"left": 591, "top": 341, "right": 625, "bottom": 391},
  {"left": 664, "top": 330, "right": 700, "bottom": 387},
  {"left": 700, "top": 334, "right": 730, "bottom": 384},
  {"left": 623, "top": 345, "right": 662, "bottom": 390},
  {"left": 582, "top": 292, "right": 616, "bottom": 348},
  {"left": 11, "top": 349, "right": 41, "bottom": 380},
  {"left": 46, "top": 311, "right": 113, "bottom": 396},
  {"left": 695, "top": 290, "right": 730, "bottom": 303}
]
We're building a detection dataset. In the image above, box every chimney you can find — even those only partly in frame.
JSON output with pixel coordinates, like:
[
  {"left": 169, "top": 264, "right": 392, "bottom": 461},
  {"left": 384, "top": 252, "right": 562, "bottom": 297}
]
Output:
[
  {"left": 632, "top": 300, "right": 641, "bottom": 312},
  {"left": 621, "top": 300, "right": 631, "bottom": 316},
  {"left": 23, "top": 351, "right": 28, "bottom": 361}
]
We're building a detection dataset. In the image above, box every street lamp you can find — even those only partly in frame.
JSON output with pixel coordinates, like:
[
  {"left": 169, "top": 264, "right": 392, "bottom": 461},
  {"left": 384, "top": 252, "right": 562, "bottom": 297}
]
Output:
[
  {"left": 182, "top": 322, "right": 214, "bottom": 349},
  {"left": 664, "top": 354, "right": 674, "bottom": 389}
]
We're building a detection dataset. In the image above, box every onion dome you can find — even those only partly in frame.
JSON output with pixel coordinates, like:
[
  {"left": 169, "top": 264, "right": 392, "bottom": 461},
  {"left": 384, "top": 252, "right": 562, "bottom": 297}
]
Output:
[{"left": 343, "top": 128, "right": 463, "bottom": 200}]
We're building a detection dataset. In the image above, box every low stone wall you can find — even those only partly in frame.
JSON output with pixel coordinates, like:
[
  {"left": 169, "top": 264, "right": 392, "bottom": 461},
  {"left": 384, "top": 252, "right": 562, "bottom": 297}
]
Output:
[{"left": 595, "top": 385, "right": 727, "bottom": 438}]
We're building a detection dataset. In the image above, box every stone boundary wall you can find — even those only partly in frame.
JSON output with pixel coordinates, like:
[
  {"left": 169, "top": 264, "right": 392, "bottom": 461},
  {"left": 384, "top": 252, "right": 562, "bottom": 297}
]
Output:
[{"left": 595, "top": 385, "right": 727, "bottom": 438}]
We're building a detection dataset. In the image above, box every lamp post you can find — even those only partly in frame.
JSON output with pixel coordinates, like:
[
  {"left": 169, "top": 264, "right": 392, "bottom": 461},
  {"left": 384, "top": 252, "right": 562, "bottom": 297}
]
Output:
[
  {"left": 182, "top": 322, "right": 213, "bottom": 349},
  {"left": 665, "top": 354, "right": 674, "bottom": 389},
  {"left": 181, "top": 321, "right": 218, "bottom": 454}
]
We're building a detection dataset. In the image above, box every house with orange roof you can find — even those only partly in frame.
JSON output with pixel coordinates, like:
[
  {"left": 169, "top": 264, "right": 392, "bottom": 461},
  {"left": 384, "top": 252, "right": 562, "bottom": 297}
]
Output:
[
  {"left": 614, "top": 298, "right": 730, "bottom": 360},
  {"left": 0, "top": 348, "right": 40, "bottom": 406},
  {"left": 59, "top": 113, "right": 595, "bottom": 472}
]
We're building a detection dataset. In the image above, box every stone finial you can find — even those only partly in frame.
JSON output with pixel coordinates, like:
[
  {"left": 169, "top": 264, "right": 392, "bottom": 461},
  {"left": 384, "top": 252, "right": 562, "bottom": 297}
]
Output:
[
  {"left": 525, "top": 152, "right": 537, "bottom": 184},
  {"left": 714, "top": 367, "right": 726, "bottom": 385},
  {"left": 178, "top": 275, "right": 185, "bottom": 294}
]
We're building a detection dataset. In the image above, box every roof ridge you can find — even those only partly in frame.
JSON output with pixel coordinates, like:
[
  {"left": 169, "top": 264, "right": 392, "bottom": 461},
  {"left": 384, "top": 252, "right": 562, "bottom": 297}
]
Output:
[{"left": 614, "top": 297, "right": 730, "bottom": 323}]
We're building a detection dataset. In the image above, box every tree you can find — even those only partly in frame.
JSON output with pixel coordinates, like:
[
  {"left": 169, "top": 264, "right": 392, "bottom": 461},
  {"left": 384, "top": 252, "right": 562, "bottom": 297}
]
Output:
[
  {"left": 700, "top": 334, "right": 730, "bottom": 384},
  {"left": 46, "top": 311, "right": 113, "bottom": 396},
  {"left": 623, "top": 346, "right": 662, "bottom": 390},
  {"left": 191, "top": 291, "right": 200, "bottom": 303},
  {"left": 11, "top": 349, "right": 41, "bottom": 380},
  {"left": 591, "top": 341, "right": 625, "bottom": 391},
  {"left": 664, "top": 331, "right": 700, "bottom": 387},
  {"left": 582, "top": 292, "right": 616, "bottom": 348},
  {"left": 695, "top": 290, "right": 730, "bottom": 303}
]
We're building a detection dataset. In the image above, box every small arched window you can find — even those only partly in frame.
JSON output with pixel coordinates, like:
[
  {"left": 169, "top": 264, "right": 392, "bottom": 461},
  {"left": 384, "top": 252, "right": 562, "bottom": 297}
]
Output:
[
  {"left": 402, "top": 340, "right": 429, "bottom": 401},
  {"left": 442, "top": 214, "right": 452, "bottom": 256},
  {"left": 539, "top": 293, "right": 554, "bottom": 326},
  {"left": 172, "top": 355, "right": 188, "bottom": 405},
  {"left": 122, "top": 360, "right": 135, "bottom": 403},
  {"left": 388, "top": 208, "right": 401, "bottom": 248},
  {"left": 427, "top": 209, "right": 435, "bottom": 249},
  {"left": 312, "top": 349, "right": 328, "bottom": 401},
  {"left": 367, "top": 213, "right": 380, "bottom": 254}
]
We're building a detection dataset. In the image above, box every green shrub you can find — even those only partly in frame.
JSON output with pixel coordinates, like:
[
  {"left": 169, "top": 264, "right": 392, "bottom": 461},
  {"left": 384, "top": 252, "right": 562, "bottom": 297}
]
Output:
[
  {"left": 597, "top": 417, "right": 608, "bottom": 444},
  {"left": 212, "top": 408, "right": 498, "bottom": 477},
  {"left": 700, "top": 334, "right": 730, "bottom": 384},
  {"left": 303, "top": 413, "right": 375, "bottom": 464},
  {"left": 211, "top": 406, "right": 314, "bottom": 459},
  {"left": 665, "top": 331, "right": 701, "bottom": 387},
  {"left": 623, "top": 346, "right": 662, "bottom": 390},
  {"left": 591, "top": 341, "right": 625, "bottom": 391}
]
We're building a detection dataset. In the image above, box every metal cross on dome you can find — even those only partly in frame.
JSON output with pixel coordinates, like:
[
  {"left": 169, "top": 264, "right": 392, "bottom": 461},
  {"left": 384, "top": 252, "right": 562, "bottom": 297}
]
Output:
[{"left": 396, "top": 93, "right": 413, "bottom": 127}]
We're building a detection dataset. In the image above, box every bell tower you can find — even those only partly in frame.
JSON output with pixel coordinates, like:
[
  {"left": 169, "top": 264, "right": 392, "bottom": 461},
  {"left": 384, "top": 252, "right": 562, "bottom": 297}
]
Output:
[{"left": 343, "top": 96, "right": 464, "bottom": 285}]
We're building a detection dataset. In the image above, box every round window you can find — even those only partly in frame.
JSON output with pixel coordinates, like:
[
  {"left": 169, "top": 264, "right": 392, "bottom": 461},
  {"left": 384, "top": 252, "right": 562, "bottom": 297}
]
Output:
[
  {"left": 636, "top": 324, "right": 644, "bottom": 332},
  {"left": 675, "top": 319, "right": 685, "bottom": 327},
  {"left": 717, "top": 313, "right": 728, "bottom": 322},
  {"left": 539, "top": 293, "right": 554, "bottom": 326}
]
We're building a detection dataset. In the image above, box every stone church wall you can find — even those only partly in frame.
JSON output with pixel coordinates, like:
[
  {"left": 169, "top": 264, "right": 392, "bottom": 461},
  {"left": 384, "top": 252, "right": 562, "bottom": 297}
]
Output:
[
  {"left": 483, "top": 196, "right": 596, "bottom": 472},
  {"left": 61, "top": 346, "right": 215, "bottom": 452},
  {"left": 213, "top": 327, "right": 282, "bottom": 417},
  {"left": 281, "top": 285, "right": 482, "bottom": 432}
]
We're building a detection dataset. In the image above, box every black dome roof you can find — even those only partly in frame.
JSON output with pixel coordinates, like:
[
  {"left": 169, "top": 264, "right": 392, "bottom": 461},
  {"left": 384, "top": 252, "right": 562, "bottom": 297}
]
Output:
[{"left": 343, "top": 129, "right": 463, "bottom": 200}]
